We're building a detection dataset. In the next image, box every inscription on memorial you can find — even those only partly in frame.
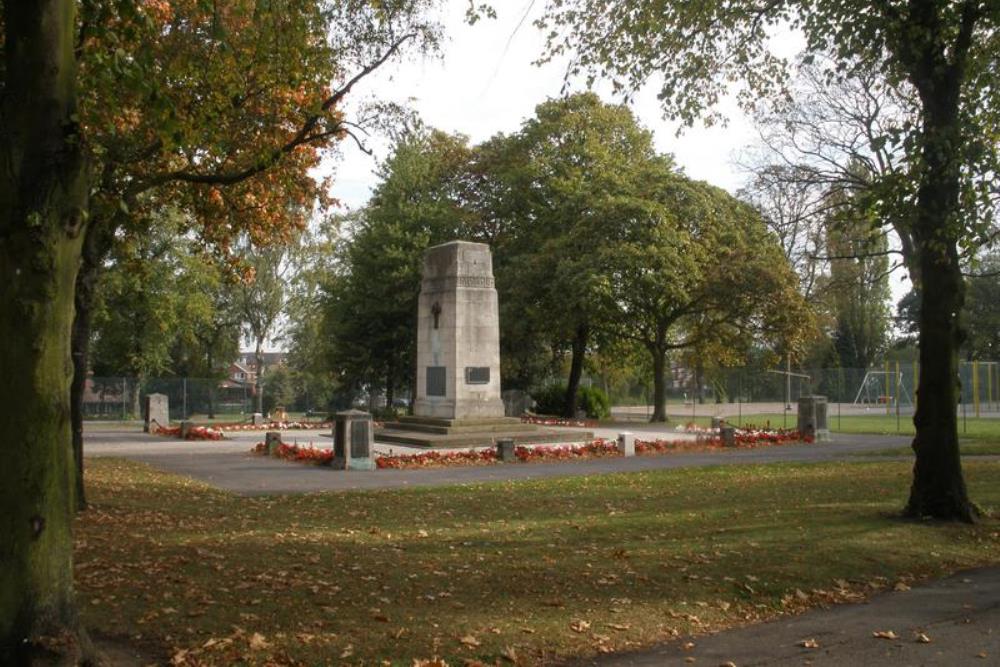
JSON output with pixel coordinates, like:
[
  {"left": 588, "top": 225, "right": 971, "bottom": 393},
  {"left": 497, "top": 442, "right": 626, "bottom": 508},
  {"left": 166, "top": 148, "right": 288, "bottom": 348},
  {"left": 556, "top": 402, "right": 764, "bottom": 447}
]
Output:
[
  {"left": 351, "top": 419, "right": 371, "bottom": 457},
  {"left": 465, "top": 366, "right": 490, "bottom": 385},
  {"left": 426, "top": 366, "right": 446, "bottom": 396}
]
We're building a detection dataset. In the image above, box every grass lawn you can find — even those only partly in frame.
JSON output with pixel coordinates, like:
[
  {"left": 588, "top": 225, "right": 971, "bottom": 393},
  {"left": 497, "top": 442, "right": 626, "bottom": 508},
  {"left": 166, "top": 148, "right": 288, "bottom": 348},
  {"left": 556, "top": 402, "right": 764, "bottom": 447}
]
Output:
[
  {"left": 669, "top": 412, "right": 1000, "bottom": 440},
  {"left": 76, "top": 459, "right": 1000, "bottom": 665}
]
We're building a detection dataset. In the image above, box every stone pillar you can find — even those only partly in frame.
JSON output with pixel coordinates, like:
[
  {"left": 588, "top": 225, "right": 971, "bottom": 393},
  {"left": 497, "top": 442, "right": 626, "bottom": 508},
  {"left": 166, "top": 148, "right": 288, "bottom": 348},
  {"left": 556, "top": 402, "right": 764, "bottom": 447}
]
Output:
[
  {"left": 412, "top": 241, "right": 505, "bottom": 420},
  {"left": 720, "top": 426, "right": 736, "bottom": 447},
  {"left": 333, "top": 410, "right": 375, "bottom": 471},
  {"left": 144, "top": 393, "right": 169, "bottom": 432},
  {"left": 179, "top": 420, "right": 194, "bottom": 439},
  {"left": 797, "top": 395, "right": 830, "bottom": 441},
  {"left": 265, "top": 431, "right": 282, "bottom": 456},
  {"left": 252, "top": 412, "right": 265, "bottom": 426},
  {"left": 496, "top": 438, "right": 516, "bottom": 462},
  {"left": 617, "top": 432, "right": 636, "bottom": 457}
]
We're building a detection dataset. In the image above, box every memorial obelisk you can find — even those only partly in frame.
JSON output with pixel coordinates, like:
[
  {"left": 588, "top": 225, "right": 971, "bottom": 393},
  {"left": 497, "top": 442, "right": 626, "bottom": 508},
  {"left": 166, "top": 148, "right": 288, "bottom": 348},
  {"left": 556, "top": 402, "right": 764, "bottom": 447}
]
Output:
[
  {"left": 377, "top": 240, "right": 590, "bottom": 448},
  {"left": 412, "top": 240, "right": 505, "bottom": 419}
]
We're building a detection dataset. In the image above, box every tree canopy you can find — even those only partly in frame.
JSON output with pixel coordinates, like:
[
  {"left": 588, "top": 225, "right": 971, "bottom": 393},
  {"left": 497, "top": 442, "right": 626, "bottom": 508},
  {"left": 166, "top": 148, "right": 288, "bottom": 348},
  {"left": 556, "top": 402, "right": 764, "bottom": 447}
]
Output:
[{"left": 538, "top": 0, "right": 1000, "bottom": 522}]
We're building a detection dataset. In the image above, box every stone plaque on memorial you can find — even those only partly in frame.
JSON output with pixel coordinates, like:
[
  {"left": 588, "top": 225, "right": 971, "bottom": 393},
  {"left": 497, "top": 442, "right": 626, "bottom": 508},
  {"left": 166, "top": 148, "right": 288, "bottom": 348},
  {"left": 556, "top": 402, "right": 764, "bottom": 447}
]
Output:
[
  {"left": 332, "top": 409, "right": 374, "bottom": 470},
  {"left": 426, "top": 366, "right": 446, "bottom": 397},
  {"left": 465, "top": 367, "right": 490, "bottom": 384}
]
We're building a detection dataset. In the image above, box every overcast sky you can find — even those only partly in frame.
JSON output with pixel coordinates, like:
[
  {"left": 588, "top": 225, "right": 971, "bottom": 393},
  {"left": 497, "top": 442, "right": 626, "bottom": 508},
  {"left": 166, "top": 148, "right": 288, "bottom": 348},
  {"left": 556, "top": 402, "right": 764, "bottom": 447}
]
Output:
[
  {"left": 321, "top": 0, "right": 911, "bottom": 305},
  {"left": 327, "top": 1, "right": 765, "bottom": 208}
]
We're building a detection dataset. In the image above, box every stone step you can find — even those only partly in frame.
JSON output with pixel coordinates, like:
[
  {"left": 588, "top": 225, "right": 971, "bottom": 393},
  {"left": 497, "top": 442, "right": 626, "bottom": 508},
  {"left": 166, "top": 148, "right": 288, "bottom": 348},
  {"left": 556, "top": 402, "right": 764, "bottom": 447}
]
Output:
[
  {"left": 395, "top": 415, "right": 523, "bottom": 428},
  {"left": 380, "top": 421, "right": 538, "bottom": 435},
  {"left": 375, "top": 428, "right": 593, "bottom": 449}
]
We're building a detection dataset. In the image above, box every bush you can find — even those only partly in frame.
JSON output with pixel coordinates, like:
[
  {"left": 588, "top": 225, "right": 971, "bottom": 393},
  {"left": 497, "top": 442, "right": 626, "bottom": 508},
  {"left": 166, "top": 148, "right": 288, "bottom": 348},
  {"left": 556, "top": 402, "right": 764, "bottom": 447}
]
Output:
[
  {"left": 531, "top": 383, "right": 611, "bottom": 420},
  {"left": 532, "top": 384, "right": 567, "bottom": 416},
  {"left": 577, "top": 385, "right": 611, "bottom": 420}
]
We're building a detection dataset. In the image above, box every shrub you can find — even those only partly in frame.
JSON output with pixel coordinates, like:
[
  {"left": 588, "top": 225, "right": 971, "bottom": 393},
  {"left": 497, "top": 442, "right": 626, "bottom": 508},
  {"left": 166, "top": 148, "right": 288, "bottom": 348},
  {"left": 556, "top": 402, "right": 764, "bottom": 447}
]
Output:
[
  {"left": 577, "top": 385, "right": 611, "bottom": 420},
  {"left": 531, "top": 383, "right": 611, "bottom": 420}
]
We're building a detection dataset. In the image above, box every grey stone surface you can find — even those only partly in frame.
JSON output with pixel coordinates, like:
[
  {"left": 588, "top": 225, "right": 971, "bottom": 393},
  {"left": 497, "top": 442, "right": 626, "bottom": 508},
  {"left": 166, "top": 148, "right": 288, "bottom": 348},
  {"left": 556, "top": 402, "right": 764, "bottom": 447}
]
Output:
[
  {"left": 265, "top": 431, "right": 282, "bottom": 456},
  {"left": 496, "top": 437, "right": 516, "bottom": 462},
  {"left": 412, "top": 241, "right": 504, "bottom": 420},
  {"left": 333, "top": 410, "right": 374, "bottom": 471},
  {"left": 798, "top": 395, "right": 831, "bottom": 441},
  {"left": 144, "top": 393, "right": 169, "bottom": 432},
  {"left": 252, "top": 412, "right": 265, "bottom": 426},
  {"left": 617, "top": 432, "right": 635, "bottom": 457},
  {"left": 720, "top": 425, "right": 736, "bottom": 447}
]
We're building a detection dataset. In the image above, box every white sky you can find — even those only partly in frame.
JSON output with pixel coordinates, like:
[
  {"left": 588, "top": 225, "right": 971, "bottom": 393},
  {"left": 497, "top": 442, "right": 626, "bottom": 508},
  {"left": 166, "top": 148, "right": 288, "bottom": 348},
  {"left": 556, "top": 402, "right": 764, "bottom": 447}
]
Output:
[{"left": 323, "top": 0, "right": 912, "bottom": 305}]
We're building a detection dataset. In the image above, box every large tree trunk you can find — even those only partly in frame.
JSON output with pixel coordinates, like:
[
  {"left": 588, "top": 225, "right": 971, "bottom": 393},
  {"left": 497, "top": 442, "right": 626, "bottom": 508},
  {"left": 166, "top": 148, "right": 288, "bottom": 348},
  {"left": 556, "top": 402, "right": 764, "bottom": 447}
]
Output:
[
  {"left": 650, "top": 345, "right": 668, "bottom": 422},
  {"left": 563, "top": 324, "right": 589, "bottom": 418},
  {"left": 0, "top": 0, "right": 95, "bottom": 659},
  {"left": 904, "top": 51, "right": 976, "bottom": 521}
]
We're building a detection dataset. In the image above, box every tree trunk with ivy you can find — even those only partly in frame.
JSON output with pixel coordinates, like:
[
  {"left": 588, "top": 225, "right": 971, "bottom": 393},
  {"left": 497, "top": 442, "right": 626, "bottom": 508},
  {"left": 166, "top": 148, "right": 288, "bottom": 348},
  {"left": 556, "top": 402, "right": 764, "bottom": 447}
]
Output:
[{"left": 0, "top": 0, "right": 96, "bottom": 659}]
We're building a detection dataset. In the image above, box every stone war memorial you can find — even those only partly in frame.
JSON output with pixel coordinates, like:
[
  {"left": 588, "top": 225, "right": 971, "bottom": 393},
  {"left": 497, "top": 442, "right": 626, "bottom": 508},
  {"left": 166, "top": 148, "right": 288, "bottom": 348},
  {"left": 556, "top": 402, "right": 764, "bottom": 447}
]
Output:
[{"left": 379, "top": 240, "right": 589, "bottom": 447}]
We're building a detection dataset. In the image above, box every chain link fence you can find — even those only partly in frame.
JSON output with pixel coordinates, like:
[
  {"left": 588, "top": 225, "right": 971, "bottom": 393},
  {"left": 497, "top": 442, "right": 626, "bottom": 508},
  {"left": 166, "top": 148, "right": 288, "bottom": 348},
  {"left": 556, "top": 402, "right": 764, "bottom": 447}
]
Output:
[{"left": 539, "top": 360, "right": 1000, "bottom": 430}]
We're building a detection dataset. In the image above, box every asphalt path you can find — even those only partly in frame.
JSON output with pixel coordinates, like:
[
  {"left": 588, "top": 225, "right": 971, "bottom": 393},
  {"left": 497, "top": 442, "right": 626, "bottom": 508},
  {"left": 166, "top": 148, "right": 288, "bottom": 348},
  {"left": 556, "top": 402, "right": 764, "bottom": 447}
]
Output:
[
  {"left": 83, "top": 425, "right": 918, "bottom": 496},
  {"left": 584, "top": 567, "right": 1000, "bottom": 666}
]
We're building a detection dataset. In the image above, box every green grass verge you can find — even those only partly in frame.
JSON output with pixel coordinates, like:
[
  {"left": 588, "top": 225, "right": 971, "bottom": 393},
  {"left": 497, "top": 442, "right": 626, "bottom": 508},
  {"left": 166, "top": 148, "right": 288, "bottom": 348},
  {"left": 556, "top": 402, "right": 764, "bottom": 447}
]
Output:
[{"left": 76, "top": 459, "right": 1000, "bottom": 665}]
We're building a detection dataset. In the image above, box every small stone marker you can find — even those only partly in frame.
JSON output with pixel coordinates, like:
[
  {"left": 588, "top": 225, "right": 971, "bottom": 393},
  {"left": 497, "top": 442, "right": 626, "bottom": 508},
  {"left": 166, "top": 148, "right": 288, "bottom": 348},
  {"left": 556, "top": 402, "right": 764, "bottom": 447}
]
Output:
[
  {"left": 720, "top": 425, "right": 736, "bottom": 447},
  {"left": 252, "top": 412, "right": 265, "bottom": 426},
  {"left": 617, "top": 432, "right": 635, "bottom": 457},
  {"left": 265, "top": 431, "right": 282, "bottom": 456},
  {"left": 332, "top": 410, "right": 375, "bottom": 470},
  {"left": 710, "top": 416, "right": 723, "bottom": 430},
  {"left": 144, "top": 393, "right": 169, "bottom": 432},
  {"left": 179, "top": 420, "right": 194, "bottom": 439},
  {"left": 496, "top": 438, "right": 516, "bottom": 462},
  {"left": 797, "top": 395, "right": 831, "bottom": 441}
]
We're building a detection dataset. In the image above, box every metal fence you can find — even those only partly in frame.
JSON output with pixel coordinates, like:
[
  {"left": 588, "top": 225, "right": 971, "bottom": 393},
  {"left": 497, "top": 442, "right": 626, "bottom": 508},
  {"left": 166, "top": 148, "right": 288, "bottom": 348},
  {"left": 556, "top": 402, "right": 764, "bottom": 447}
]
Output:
[{"left": 556, "top": 360, "right": 1000, "bottom": 428}]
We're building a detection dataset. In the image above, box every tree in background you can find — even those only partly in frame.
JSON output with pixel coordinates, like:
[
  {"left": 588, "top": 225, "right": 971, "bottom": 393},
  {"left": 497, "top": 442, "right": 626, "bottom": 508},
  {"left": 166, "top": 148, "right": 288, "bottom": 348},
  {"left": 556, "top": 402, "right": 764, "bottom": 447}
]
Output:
[
  {"left": 823, "top": 208, "right": 892, "bottom": 371},
  {"left": 237, "top": 241, "right": 292, "bottom": 415},
  {"left": 539, "top": 0, "right": 1000, "bottom": 521},
  {"left": 68, "top": 0, "right": 442, "bottom": 510},
  {"left": 324, "top": 128, "right": 471, "bottom": 408},
  {"left": 964, "top": 255, "right": 1000, "bottom": 361},
  {"left": 609, "top": 177, "right": 811, "bottom": 421},
  {"left": 492, "top": 93, "right": 670, "bottom": 417}
]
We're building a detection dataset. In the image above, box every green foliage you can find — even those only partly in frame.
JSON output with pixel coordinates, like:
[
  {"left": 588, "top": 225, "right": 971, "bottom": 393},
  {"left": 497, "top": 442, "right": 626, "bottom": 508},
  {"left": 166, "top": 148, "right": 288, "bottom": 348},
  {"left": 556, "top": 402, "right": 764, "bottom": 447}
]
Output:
[
  {"left": 576, "top": 385, "right": 611, "bottom": 420},
  {"left": 964, "top": 254, "right": 1000, "bottom": 360},
  {"left": 531, "top": 384, "right": 567, "bottom": 416},
  {"left": 532, "top": 383, "right": 610, "bottom": 419},
  {"left": 323, "top": 127, "right": 472, "bottom": 397}
]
